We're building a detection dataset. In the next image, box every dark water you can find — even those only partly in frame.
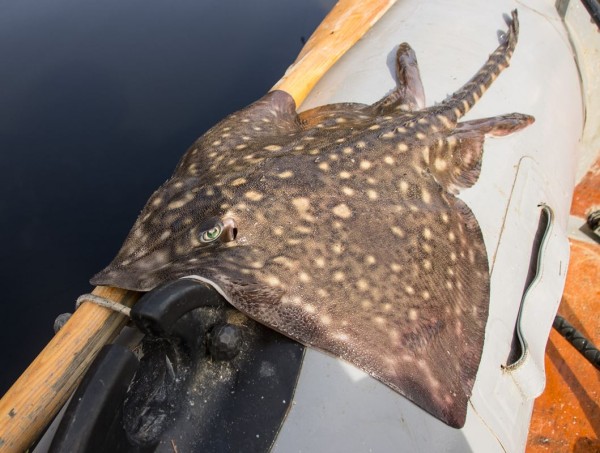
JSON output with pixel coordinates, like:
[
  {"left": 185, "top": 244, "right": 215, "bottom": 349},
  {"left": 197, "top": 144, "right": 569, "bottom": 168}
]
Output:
[{"left": 0, "top": 0, "right": 336, "bottom": 394}]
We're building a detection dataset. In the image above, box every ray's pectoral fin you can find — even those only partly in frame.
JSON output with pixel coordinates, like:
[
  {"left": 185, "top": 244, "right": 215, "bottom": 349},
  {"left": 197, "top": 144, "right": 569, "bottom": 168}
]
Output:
[
  {"left": 429, "top": 113, "right": 534, "bottom": 193},
  {"left": 203, "top": 272, "right": 321, "bottom": 339},
  {"left": 372, "top": 43, "right": 426, "bottom": 114}
]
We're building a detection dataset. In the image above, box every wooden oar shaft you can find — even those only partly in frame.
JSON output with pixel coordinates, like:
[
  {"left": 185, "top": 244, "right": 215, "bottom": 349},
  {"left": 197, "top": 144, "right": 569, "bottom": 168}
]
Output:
[
  {"left": 0, "top": 1, "right": 397, "bottom": 451},
  {"left": 272, "top": 0, "right": 397, "bottom": 106},
  {"left": 0, "top": 288, "right": 139, "bottom": 452}
]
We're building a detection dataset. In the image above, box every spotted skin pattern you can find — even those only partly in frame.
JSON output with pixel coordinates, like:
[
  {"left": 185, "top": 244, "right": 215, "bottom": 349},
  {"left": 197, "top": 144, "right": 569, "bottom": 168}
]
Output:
[{"left": 92, "top": 11, "right": 533, "bottom": 428}]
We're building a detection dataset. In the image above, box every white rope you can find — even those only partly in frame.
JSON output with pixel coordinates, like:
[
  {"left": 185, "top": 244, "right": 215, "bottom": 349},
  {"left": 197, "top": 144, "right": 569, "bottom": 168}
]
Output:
[{"left": 76, "top": 293, "right": 131, "bottom": 317}]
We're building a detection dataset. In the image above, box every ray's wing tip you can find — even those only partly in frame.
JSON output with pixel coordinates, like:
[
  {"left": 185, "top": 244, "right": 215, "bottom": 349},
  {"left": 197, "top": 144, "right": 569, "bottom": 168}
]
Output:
[{"left": 89, "top": 268, "right": 151, "bottom": 293}]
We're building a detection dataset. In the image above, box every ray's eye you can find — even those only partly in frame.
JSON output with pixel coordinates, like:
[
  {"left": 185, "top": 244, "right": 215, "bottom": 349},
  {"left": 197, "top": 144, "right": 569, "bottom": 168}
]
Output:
[
  {"left": 199, "top": 218, "right": 238, "bottom": 244},
  {"left": 200, "top": 222, "right": 223, "bottom": 243}
]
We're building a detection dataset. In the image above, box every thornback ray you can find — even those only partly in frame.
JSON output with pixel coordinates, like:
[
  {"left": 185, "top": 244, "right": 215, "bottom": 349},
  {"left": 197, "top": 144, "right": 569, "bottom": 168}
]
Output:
[{"left": 91, "top": 11, "right": 534, "bottom": 428}]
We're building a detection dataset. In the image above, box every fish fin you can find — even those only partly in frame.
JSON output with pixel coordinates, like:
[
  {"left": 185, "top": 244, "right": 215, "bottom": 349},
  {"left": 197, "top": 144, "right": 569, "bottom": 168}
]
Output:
[
  {"left": 429, "top": 113, "right": 534, "bottom": 193},
  {"left": 372, "top": 43, "right": 426, "bottom": 114},
  {"left": 298, "top": 103, "right": 371, "bottom": 129}
]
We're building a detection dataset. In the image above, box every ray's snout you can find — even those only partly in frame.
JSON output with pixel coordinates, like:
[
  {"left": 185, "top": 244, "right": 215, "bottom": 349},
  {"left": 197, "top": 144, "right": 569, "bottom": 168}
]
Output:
[{"left": 91, "top": 250, "right": 171, "bottom": 292}]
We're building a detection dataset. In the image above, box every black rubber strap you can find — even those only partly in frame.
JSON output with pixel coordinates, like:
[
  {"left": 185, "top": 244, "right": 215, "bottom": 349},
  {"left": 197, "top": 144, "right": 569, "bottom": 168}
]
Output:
[{"left": 553, "top": 314, "right": 600, "bottom": 371}]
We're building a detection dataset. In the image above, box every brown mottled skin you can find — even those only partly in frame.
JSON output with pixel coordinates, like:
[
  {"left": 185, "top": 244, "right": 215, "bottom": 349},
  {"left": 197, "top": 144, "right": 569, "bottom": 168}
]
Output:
[{"left": 92, "top": 11, "right": 534, "bottom": 428}]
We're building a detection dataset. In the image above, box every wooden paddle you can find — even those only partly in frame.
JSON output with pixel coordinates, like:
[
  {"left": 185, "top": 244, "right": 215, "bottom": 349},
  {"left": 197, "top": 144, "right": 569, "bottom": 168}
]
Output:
[{"left": 0, "top": 1, "right": 397, "bottom": 451}]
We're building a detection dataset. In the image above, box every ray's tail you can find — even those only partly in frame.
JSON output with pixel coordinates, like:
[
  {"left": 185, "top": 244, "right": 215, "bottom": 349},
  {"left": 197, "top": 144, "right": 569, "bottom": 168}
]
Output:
[{"left": 438, "top": 10, "right": 519, "bottom": 123}]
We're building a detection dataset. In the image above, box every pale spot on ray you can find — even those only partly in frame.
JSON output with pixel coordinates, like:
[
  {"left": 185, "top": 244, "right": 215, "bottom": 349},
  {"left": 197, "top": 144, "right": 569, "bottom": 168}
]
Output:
[
  {"left": 384, "top": 155, "right": 395, "bottom": 165},
  {"left": 272, "top": 255, "right": 294, "bottom": 268},
  {"left": 299, "top": 272, "right": 311, "bottom": 283},
  {"left": 332, "top": 203, "right": 352, "bottom": 218},
  {"left": 356, "top": 141, "right": 367, "bottom": 148},
  {"left": 421, "top": 188, "right": 431, "bottom": 204},
  {"left": 292, "top": 197, "right": 311, "bottom": 212},
  {"left": 423, "top": 227, "right": 432, "bottom": 240},
  {"left": 167, "top": 193, "right": 194, "bottom": 209},
  {"left": 397, "top": 143, "right": 408, "bottom": 152},
  {"left": 434, "top": 158, "right": 448, "bottom": 171},
  {"left": 235, "top": 144, "right": 248, "bottom": 150},
  {"left": 318, "top": 162, "right": 330, "bottom": 171},
  {"left": 342, "top": 186, "right": 355, "bottom": 196},
  {"left": 295, "top": 225, "right": 312, "bottom": 234},
  {"left": 314, "top": 257, "right": 325, "bottom": 268},
  {"left": 367, "top": 189, "right": 378, "bottom": 200},
  {"left": 304, "top": 304, "right": 316, "bottom": 314},
  {"left": 331, "top": 243, "right": 343, "bottom": 255},
  {"left": 342, "top": 147, "right": 354, "bottom": 154},
  {"left": 320, "top": 315, "right": 332, "bottom": 325},
  {"left": 317, "top": 288, "right": 328, "bottom": 298},
  {"left": 245, "top": 191, "right": 263, "bottom": 202},
  {"left": 391, "top": 226, "right": 405, "bottom": 237},
  {"left": 231, "top": 177, "right": 247, "bottom": 186},
  {"left": 408, "top": 309, "right": 418, "bottom": 320},
  {"left": 373, "top": 316, "right": 385, "bottom": 326},
  {"left": 339, "top": 171, "right": 351, "bottom": 179},
  {"left": 356, "top": 279, "right": 369, "bottom": 291},
  {"left": 278, "top": 170, "right": 294, "bottom": 178},
  {"left": 380, "top": 131, "right": 394, "bottom": 139},
  {"left": 359, "top": 160, "right": 372, "bottom": 170},
  {"left": 333, "top": 271, "right": 345, "bottom": 282},
  {"left": 365, "top": 255, "right": 376, "bottom": 265},
  {"left": 368, "top": 124, "right": 381, "bottom": 130}
]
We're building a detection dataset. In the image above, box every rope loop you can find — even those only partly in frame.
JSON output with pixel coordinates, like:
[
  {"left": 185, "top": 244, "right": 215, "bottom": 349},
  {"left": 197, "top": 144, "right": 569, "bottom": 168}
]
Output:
[{"left": 76, "top": 293, "right": 131, "bottom": 317}]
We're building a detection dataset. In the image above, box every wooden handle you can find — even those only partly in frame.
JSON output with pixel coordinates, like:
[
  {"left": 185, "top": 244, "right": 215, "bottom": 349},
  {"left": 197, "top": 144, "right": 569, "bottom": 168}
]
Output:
[
  {"left": 271, "top": 0, "right": 397, "bottom": 106},
  {"left": 0, "top": 287, "right": 139, "bottom": 452},
  {"left": 0, "top": 1, "right": 397, "bottom": 451}
]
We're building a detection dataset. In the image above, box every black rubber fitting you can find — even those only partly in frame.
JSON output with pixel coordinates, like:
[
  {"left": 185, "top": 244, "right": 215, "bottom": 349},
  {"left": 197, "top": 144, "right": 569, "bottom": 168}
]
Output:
[{"left": 130, "top": 279, "right": 227, "bottom": 337}]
